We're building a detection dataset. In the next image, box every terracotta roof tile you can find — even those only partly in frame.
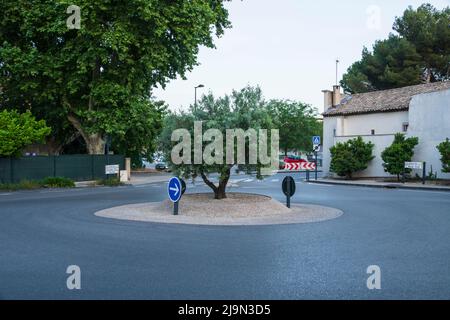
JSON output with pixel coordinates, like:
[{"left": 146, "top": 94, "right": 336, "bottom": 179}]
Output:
[{"left": 323, "top": 82, "right": 450, "bottom": 117}]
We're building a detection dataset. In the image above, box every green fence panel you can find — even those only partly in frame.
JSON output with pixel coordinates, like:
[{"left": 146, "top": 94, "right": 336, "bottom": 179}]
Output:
[
  {"left": 11, "top": 156, "right": 54, "bottom": 183},
  {"left": 55, "top": 155, "right": 94, "bottom": 181},
  {"left": 0, "top": 154, "right": 126, "bottom": 183},
  {"left": 0, "top": 158, "right": 12, "bottom": 184}
]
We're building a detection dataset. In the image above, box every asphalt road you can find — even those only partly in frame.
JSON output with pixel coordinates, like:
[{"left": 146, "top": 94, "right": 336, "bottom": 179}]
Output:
[{"left": 1, "top": 172, "right": 449, "bottom": 299}]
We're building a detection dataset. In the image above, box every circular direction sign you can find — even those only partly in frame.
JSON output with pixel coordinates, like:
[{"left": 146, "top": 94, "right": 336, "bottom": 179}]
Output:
[
  {"left": 168, "top": 177, "right": 182, "bottom": 203},
  {"left": 282, "top": 176, "right": 296, "bottom": 197}
]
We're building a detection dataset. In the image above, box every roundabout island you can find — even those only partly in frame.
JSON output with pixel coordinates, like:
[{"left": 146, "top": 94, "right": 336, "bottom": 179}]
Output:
[{"left": 95, "top": 193, "right": 343, "bottom": 226}]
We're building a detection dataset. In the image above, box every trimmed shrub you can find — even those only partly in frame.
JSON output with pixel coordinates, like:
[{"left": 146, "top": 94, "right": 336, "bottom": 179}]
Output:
[
  {"left": 329, "top": 136, "right": 375, "bottom": 179},
  {"left": 437, "top": 138, "right": 450, "bottom": 173}
]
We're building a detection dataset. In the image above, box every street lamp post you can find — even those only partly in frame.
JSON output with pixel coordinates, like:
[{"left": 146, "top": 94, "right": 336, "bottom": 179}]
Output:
[{"left": 194, "top": 84, "right": 205, "bottom": 113}]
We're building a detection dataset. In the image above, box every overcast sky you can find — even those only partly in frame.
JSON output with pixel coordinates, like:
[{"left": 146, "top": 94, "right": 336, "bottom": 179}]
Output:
[{"left": 153, "top": 0, "right": 449, "bottom": 114}]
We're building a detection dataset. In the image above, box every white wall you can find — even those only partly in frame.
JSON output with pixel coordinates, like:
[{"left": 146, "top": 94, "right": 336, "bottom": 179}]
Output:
[
  {"left": 408, "top": 89, "right": 450, "bottom": 179},
  {"left": 322, "top": 116, "right": 337, "bottom": 177},
  {"left": 334, "top": 135, "right": 396, "bottom": 177},
  {"left": 323, "top": 111, "right": 408, "bottom": 178},
  {"left": 323, "top": 89, "right": 450, "bottom": 179},
  {"left": 342, "top": 112, "right": 408, "bottom": 136}
]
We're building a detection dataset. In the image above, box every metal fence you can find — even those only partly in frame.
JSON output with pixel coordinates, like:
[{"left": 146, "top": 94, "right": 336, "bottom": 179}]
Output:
[{"left": 0, "top": 155, "right": 125, "bottom": 183}]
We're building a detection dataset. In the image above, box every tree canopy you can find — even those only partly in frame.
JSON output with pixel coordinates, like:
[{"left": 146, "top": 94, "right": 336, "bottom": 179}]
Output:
[
  {"left": 266, "top": 100, "right": 321, "bottom": 155},
  {"left": 0, "top": 110, "right": 51, "bottom": 157},
  {"left": 341, "top": 4, "right": 450, "bottom": 93},
  {"left": 0, "top": 0, "right": 231, "bottom": 155},
  {"left": 160, "top": 86, "right": 277, "bottom": 200}
]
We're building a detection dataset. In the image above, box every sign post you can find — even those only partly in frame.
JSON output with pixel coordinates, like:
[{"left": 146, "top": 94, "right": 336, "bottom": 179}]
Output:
[
  {"left": 168, "top": 177, "right": 185, "bottom": 215},
  {"left": 314, "top": 151, "right": 318, "bottom": 181},
  {"left": 312, "top": 136, "right": 321, "bottom": 181},
  {"left": 422, "top": 162, "right": 426, "bottom": 185},
  {"left": 404, "top": 162, "right": 426, "bottom": 185},
  {"left": 282, "top": 176, "right": 296, "bottom": 208}
]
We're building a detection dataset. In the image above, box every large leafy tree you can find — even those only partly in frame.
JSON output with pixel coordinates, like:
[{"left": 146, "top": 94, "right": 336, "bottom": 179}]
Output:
[
  {"left": 381, "top": 133, "right": 419, "bottom": 181},
  {"left": 0, "top": 110, "right": 51, "bottom": 157},
  {"left": 160, "top": 86, "right": 276, "bottom": 200},
  {"left": 266, "top": 100, "right": 321, "bottom": 155},
  {"left": 329, "top": 137, "right": 375, "bottom": 179},
  {"left": 111, "top": 99, "right": 166, "bottom": 167},
  {"left": 341, "top": 4, "right": 449, "bottom": 93},
  {"left": 0, "top": 0, "right": 230, "bottom": 154}
]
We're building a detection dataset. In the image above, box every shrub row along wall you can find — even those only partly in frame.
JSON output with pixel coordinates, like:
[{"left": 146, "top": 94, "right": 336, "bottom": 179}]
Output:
[{"left": 0, "top": 155, "right": 125, "bottom": 183}]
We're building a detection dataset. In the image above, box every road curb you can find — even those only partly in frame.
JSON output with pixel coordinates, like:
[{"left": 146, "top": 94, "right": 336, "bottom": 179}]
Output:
[{"left": 308, "top": 180, "right": 450, "bottom": 192}]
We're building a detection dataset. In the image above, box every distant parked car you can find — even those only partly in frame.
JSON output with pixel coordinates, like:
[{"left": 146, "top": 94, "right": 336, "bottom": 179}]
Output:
[
  {"left": 155, "top": 162, "right": 168, "bottom": 171},
  {"left": 278, "top": 156, "right": 286, "bottom": 170}
]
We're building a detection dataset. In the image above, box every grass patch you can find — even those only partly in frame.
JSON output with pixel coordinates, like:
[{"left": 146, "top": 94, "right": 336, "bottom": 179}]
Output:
[
  {"left": 0, "top": 177, "right": 75, "bottom": 191},
  {"left": 95, "top": 177, "right": 124, "bottom": 187},
  {"left": 41, "top": 177, "right": 75, "bottom": 188},
  {"left": 0, "top": 180, "right": 43, "bottom": 191}
]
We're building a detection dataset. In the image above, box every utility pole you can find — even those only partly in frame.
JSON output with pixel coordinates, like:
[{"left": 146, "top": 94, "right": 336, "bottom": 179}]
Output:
[{"left": 194, "top": 84, "right": 205, "bottom": 113}]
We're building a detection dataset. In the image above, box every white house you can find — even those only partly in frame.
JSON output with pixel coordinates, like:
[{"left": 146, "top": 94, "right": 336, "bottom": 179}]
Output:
[{"left": 322, "top": 82, "right": 450, "bottom": 179}]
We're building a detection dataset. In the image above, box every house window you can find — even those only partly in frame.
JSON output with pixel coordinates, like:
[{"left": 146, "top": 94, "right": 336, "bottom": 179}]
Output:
[
  {"left": 333, "top": 129, "right": 336, "bottom": 137},
  {"left": 402, "top": 122, "right": 409, "bottom": 132},
  {"left": 371, "top": 129, "right": 375, "bottom": 135}
]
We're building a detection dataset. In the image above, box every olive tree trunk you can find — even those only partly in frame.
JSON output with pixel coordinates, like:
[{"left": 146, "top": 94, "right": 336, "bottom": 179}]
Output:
[{"left": 200, "top": 166, "right": 232, "bottom": 200}]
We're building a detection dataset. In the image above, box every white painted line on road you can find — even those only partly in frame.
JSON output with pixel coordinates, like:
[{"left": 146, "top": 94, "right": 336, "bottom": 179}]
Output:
[
  {"left": 307, "top": 183, "right": 333, "bottom": 187},
  {"left": 134, "top": 184, "right": 164, "bottom": 188},
  {"left": 0, "top": 193, "right": 12, "bottom": 196},
  {"left": 39, "top": 189, "right": 76, "bottom": 193},
  {"left": 244, "top": 179, "right": 253, "bottom": 183},
  {"left": 394, "top": 189, "right": 450, "bottom": 195},
  {"left": 271, "top": 179, "right": 279, "bottom": 182}
]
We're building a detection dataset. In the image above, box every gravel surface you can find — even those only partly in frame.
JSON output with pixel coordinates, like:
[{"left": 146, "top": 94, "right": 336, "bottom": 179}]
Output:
[{"left": 95, "top": 193, "right": 343, "bottom": 225}]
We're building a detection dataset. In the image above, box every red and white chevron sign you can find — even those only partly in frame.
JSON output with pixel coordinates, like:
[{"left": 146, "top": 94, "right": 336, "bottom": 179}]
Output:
[{"left": 285, "top": 162, "right": 316, "bottom": 171}]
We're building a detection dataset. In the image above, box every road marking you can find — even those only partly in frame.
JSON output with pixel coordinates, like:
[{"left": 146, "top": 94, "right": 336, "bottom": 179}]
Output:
[
  {"left": 306, "top": 183, "right": 333, "bottom": 187},
  {"left": 244, "top": 179, "right": 253, "bottom": 183},
  {"left": 271, "top": 179, "right": 279, "bottom": 182},
  {"left": 39, "top": 190, "right": 72, "bottom": 194},
  {"left": 0, "top": 193, "right": 12, "bottom": 196},
  {"left": 394, "top": 189, "right": 450, "bottom": 195},
  {"left": 134, "top": 184, "right": 164, "bottom": 188}
]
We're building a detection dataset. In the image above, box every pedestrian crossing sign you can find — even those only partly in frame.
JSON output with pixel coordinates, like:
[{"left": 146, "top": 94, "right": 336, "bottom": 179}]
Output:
[{"left": 313, "top": 136, "right": 321, "bottom": 146}]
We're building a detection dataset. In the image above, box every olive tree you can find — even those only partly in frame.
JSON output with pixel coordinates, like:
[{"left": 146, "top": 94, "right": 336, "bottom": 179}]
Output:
[{"left": 159, "top": 86, "right": 278, "bottom": 199}]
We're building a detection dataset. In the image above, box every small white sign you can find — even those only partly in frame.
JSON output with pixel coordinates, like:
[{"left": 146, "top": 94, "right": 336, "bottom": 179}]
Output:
[
  {"left": 105, "top": 164, "right": 120, "bottom": 175},
  {"left": 404, "top": 162, "right": 423, "bottom": 170}
]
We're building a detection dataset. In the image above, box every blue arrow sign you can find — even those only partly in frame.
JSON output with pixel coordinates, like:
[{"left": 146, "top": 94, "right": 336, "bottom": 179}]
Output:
[
  {"left": 312, "top": 136, "right": 321, "bottom": 145},
  {"left": 168, "top": 177, "right": 182, "bottom": 203}
]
